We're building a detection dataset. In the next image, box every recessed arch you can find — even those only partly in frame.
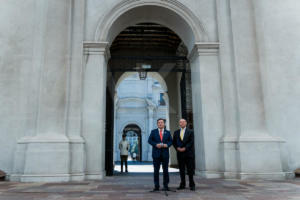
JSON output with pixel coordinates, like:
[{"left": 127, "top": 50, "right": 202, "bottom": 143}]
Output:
[
  {"left": 115, "top": 72, "right": 168, "bottom": 93},
  {"left": 119, "top": 122, "right": 144, "bottom": 134},
  {"left": 95, "top": 0, "right": 209, "bottom": 51},
  {"left": 114, "top": 72, "right": 171, "bottom": 132}
]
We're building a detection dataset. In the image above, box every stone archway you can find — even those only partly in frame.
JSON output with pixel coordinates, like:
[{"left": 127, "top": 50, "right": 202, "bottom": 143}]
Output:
[
  {"left": 94, "top": 0, "right": 209, "bottom": 50},
  {"left": 83, "top": 0, "right": 221, "bottom": 180}
]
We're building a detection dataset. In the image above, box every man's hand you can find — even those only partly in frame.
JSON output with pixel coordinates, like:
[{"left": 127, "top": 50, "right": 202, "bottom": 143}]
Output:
[
  {"left": 156, "top": 144, "right": 168, "bottom": 148},
  {"left": 177, "top": 147, "right": 186, "bottom": 152}
]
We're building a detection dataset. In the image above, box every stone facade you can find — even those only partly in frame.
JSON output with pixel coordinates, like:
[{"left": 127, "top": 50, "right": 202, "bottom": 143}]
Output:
[{"left": 0, "top": 0, "right": 299, "bottom": 182}]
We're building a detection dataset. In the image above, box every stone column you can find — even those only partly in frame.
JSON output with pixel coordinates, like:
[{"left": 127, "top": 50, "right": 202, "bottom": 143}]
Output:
[
  {"left": 18, "top": 0, "right": 73, "bottom": 182},
  {"left": 147, "top": 106, "right": 154, "bottom": 161},
  {"left": 252, "top": 1, "right": 299, "bottom": 178},
  {"left": 113, "top": 101, "right": 119, "bottom": 162},
  {"left": 216, "top": 0, "right": 242, "bottom": 179},
  {"left": 66, "top": 0, "right": 86, "bottom": 181},
  {"left": 189, "top": 43, "right": 224, "bottom": 178},
  {"left": 82, "top": 42, "right": 109, "bottom": 180},
  {"left": 229, "top": 0, "right": 284, "bottom": 179}
]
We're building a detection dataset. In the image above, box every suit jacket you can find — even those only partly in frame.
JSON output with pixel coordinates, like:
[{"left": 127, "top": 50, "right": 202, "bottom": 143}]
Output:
[
  {"left": 173, "top": 128, "right": 195, "bottom": 158},
  {"left": 148, "top": 128, "right": 173, "bottom": 159}
]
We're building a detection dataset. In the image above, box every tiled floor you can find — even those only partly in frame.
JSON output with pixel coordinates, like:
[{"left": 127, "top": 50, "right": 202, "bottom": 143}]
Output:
[{"left": 1, "top": 172, "right": 300, "bottom": 200}]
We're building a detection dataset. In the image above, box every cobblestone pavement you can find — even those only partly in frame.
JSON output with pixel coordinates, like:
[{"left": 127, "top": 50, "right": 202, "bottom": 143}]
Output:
[{"left": 0, "top": 173, "right": 300, "bottom": 200}]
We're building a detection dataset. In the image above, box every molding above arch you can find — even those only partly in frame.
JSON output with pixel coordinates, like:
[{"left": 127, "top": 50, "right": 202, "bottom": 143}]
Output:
[
  {"left": 116, "top": 97, "right": 148, "bottom": 108},
  {"left": 94, "top": 0, "right": 209, "bottom": 46}
]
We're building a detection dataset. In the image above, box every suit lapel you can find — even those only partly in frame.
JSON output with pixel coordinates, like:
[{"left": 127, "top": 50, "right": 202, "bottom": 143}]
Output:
[
  {"left": 163, "top": 130, "right": 167, "bottom": 143},
  {"left": 182, "top": 128, "right": 188, "bottom": 142}
]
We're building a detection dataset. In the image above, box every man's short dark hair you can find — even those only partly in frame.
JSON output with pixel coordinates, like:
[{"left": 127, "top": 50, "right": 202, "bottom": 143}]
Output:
[{"left": 157, "top": 118, "right": 166, "bottom": 123}]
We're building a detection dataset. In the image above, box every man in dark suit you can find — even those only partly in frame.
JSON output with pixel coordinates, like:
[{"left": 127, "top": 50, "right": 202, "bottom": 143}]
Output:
[
  {"left": 148, "top": 118, "right": 173, "bottom": 191},
  {"left": 173, "top": 119, "right": 195, "bottom": 191}
]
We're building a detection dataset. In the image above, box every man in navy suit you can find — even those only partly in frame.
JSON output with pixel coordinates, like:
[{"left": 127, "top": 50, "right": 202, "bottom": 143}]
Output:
[
  {"left": 173, "top": 119, "right": 195, "bottom": 191},
  {"left": 148, "top": 118, "right": 173, "bottom": 191}
]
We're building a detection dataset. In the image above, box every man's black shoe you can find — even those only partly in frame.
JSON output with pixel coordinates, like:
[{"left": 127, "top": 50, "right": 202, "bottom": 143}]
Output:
[
  {"left": 163, "top": 187, "right": 170, "bottom": 191},
  {"left": 190, "top": 186, "right": 195, "bottom": 191},
  {"left": 152, "top": 187, "right": 160, "bottom": 192},
  {"left": 177, "top": 186, "right": 185, "bottom": 190}
]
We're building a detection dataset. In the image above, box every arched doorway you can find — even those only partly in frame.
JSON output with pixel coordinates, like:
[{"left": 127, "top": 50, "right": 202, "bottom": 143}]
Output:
[
  {"left": 123, "top": 124, "right": 142, "bottom": 161},
  {"left": 83, "top": 0, "right": 222, "bottom": 179},
  {"left": 113, "top": 72, "right": 170, "bottom": 165},
  {"left": 106, "top": 22, "right": 192, "bottom": 175}
]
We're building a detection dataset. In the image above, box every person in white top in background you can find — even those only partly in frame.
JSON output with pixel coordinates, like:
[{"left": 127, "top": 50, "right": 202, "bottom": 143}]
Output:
[{"left": 119, "top": 134, "right": 130, "bottom": 173}]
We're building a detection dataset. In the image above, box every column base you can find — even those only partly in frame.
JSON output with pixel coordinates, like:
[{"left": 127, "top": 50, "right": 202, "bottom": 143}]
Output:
[
  {"left": 69, "top": 136, "right": 86, "bottom": 182},
  {"left": 239, "top": 172, "right": 286, "bottom": 180},
  {"left": 285, "top": 171, "right": 296, "bottom": 179},
  {"left": 221, "top": 137, "right": 240, "bottom": 179},
  {"left": 195, "top": 170, "right": 223, "bottom": 178},
  {"left": 223, "top": 171, "right": 288, "bottom": 180},
  {"left": 238, "top": 135, "right": 285, "bottom": 180},
  {"left": 70, "top": 173, "right": 85, "bottom": 181},
  {"left": 8, "top": 174, "right": 22, "bottom": 182},
  {"left": 202, "top": 135, "right": 287, "bottom": 180},
  {"left": 12, "top": 134, "right": 72, "bottom": 182},
  {"left": 223, "top": 171, "right": 240, "bottom": 179},
  {"left": 20, "top": 174, "right": 71, "bottom": 182},
  {"left": 195, "top": 171, "right": 290, "bottom": 180},
  {"left": 85, "top": 171, "right": 105, "bottom": 180}
]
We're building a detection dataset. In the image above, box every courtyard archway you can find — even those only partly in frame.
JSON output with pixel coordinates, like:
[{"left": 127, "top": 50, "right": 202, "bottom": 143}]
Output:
[{"left": 83, "top": 0, "right": 221, "bottom": 179}]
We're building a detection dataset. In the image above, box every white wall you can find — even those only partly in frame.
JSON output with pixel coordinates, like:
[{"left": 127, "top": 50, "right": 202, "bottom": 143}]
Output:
[
  {"left": 0, "top": 0, "right": 36, "bottom": 174},
  {"left": 253, "top": 0, "right": 300, "bottom": 172},
  {"left": 0, "top": 0, "right": 300, "bottom": 180}
]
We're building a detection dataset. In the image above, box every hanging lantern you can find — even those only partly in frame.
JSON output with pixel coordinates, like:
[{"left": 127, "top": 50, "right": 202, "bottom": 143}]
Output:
[
  {"left": 138, "top": 70, "right": 147, "bottom": 80},
  {"left": 137, "top": 64, "right": 151, "bottom": 80}
]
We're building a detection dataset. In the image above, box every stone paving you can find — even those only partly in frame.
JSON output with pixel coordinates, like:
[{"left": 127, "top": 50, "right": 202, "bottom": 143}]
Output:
[{"left": 0, "top": 173, "right": 300, "bottom": 200}]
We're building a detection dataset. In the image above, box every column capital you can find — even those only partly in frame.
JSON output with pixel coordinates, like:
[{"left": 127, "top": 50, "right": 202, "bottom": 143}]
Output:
[
  {"left": 188, "top": 42, "right": 219, "bottom": 60},
  {"left": 83, "top": 41, "right": 110, "bottom": 60}
]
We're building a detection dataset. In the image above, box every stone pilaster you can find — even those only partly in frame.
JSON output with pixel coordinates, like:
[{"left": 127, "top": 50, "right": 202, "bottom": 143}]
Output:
[
  {"left": 147, "top": 104, "right": 154, "bottom": 161},
  {"left": 12, "top": 0, "right": 73, "bottom": 182},
  {"left": 189, "top": 43, "right": 224, "bottom": 178},
  {"left": 82, "top": 42, "right": 110, "bottom": 179},
  {"left": 234, "top": 0, "right": 285, "bottom": 180},
  {"left": 66, "top": 0, "right": 86, "bottom": 182}
]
